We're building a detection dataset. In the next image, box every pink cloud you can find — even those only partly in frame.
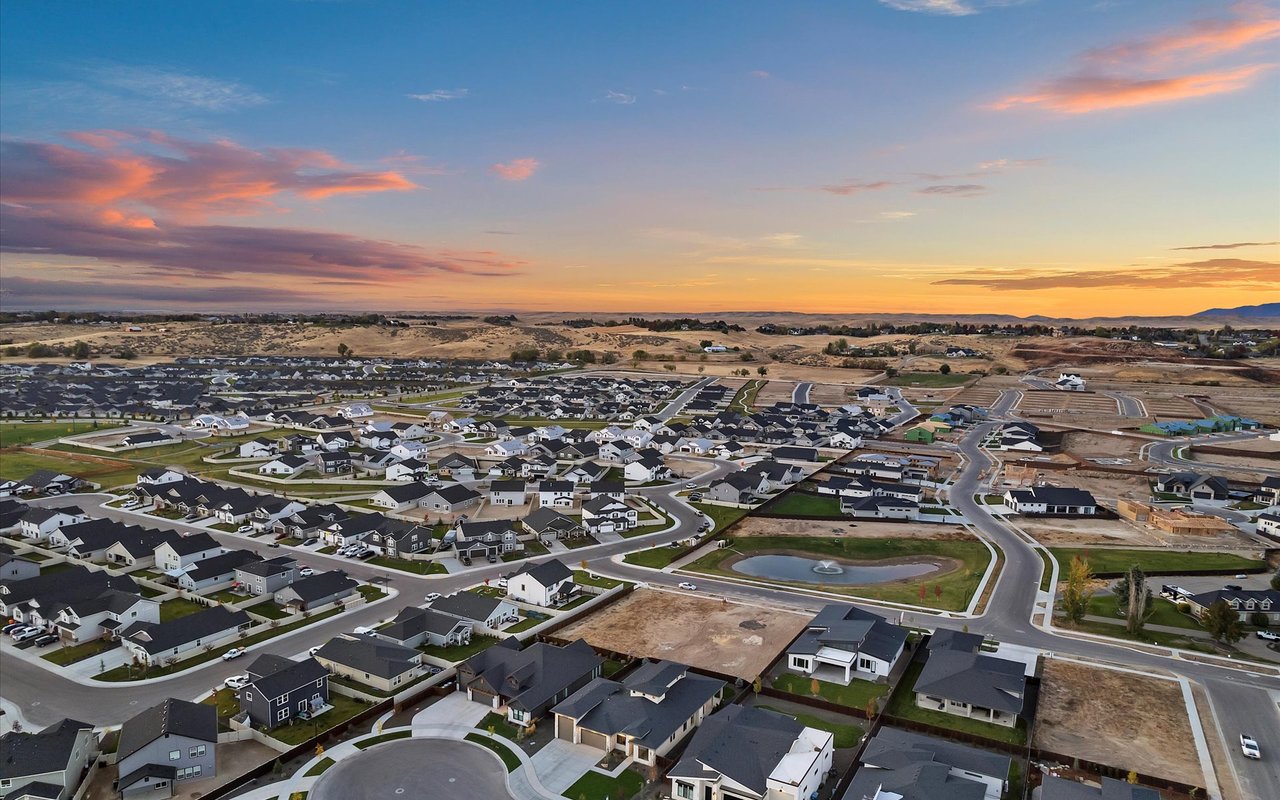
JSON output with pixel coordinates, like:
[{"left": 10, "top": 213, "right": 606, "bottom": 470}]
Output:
[
  {"left": 818, "top": 180, "right": 894, "bottom": 196},
  {"left": 490, "top": 157, "right": 541, "bottom": 181},
  {"left": 990, "top": 65, "right": 1270, "bottom": 113}
]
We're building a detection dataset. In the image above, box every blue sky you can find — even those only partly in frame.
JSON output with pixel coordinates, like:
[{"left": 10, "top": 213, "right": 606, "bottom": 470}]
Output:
[{"left": 2, "top": 0, "right": 1277, "bottom": 314}]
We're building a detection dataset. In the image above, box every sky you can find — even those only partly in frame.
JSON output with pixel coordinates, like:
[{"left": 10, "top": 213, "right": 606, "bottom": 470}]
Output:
[{"left": 1, "top": 0, "right": 1278, "bottom": 317}]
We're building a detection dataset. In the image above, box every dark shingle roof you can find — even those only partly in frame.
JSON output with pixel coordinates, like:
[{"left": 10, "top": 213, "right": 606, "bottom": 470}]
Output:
[
  {"left": 118, "top": 699, "right": 215, "bottom": 761},
  {"left": 0, "top": 718, "right": 94, "bottom": 780}
]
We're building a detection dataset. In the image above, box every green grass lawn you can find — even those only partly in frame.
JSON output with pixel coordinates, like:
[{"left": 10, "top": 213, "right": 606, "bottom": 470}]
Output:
[
  {"left": 267, "top": 694, "right": 371, "bottom": 746},
  {"left": 0, "top": 448, "right": 139, "bottom": 488},
  {"left": 504, "top": 615, "right": 543, "bottom": 633},
  {"left": 250, "top": 602, "right": 290, "bottom": 620},
  {"left": 477, "top": 711, "right": 521, "bottom": 739},
  {"left": 622, "top": 545, "right": 685, "bottom": 570},
  {"left": 201, "top": 687, "right": 241, "bottom": 730},
  {"left": 365, "top": 555, "right": 448, "bottom": 575},
  {"left": 561, "top": 534, "right": 602, "bottom": 550},
  {"left": 160, "top": 597, "right": 214, "bottom": 622},
  {"left": 686, "top": 535, "right": 991, "bottom": 611},
  {"left": 205, "top": 589, "right": 248, "bottom": 605},
  {"left": 884, "top": 372, "right": 973, "bottom": 388},
  {"left": 1048, "top": 547, "right": 1264, "bottom": 576},
  {"left": 354, "top": 730, "right": 412, "bottom": 749},
  {"left": 562, "top": 768, "right": 646, "bottom": 800},
  {"left": 691, "top": 502, "right": 749, "bottom": 532},
  {"left": 1036, "top": 550, "right": 1055, "bottom": 592},
  {"left": 1086, "top": 592, "right": 1201, "bottom": 631},
  {"left": 1061, "top": 617, "right": 1216, "bottom": 653},
  {"left": 770, "top": 673, "right": 889, "bottom": 712},
  {"left": 619, "top": 511, "right": 673, "bottom": 538},
  {"left": 464, "top": 733, "right": 522, "bottom": 771},
  {"left": 356, "top": 585, "right": 387, "bottom": 602},
  {"left": 887, "top": 662, "right": 1027, "bottom": 745},
  {"left": 304, "top": 758, "right": 335, "bottom": 777},
  {"left": 755, "top": 704, "right": 864, "bottom": 748},
  {"left": 765, "top": 493, "right": 844, "bottom": 518},
  {"left": 420, "top": 635, "right": 499, "bottom": 662},
  {"left": 574, "top": 570, "right": 628, "bottom": 590},
  {"left": 729, "top": 379, "right": 764, "bottom": 412},
  {"left": 0, "top": 420, "right": 125, "bottom": 447},
  {"left": 41, "top": 638, "right": 119, "bottom": 666}
]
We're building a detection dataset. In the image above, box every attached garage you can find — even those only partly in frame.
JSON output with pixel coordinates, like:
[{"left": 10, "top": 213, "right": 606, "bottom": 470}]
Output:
[
  {"left": 556, "top": 715, "right": 575, "bottom": 741},
  {"left": 469, "top": 688, "right": 498, "bottom": 708},
  {"left": 578, "top": 728, "right": 608, "bottom": 750}
]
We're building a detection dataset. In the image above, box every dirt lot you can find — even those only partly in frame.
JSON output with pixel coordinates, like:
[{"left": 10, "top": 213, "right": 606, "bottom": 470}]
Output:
[
  {"left": 1061, "top": 432, "right": 1147, "bottom": 461},
  {"left": 733, "top": 516, "right": 964, "bottom": 541},
  {"left": 1034, "top": 660, "right": 1200, "bottom": 787},
  {"left": 998, "top": 465, "right": 1151, "bottom": 501},
  {"left": 557, "top": 588, "right": 809, "bottom": 679},
  {"left": 1017, "top": 515, "right": 1254, "bottom": 549}
]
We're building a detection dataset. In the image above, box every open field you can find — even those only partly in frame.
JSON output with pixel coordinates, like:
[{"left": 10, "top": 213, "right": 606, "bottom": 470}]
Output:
[
  {"left": 731, "top": 516, "right": 961, "bottom": 541},
  {"left": 1060, "top": 431, "right": 1147, "bottom": 461},
  {"left": 1018, "top": 514, "right": 1255, "bottom": 550},
  {"left": 1047, "top": 547, "right": 1264, "bottom": 576},
  {"left": 556, "top": 588, "right": 809, "bottom": 679},
  {"left": 1034, "top": 659, "right": 1200, "bottom": 787},
  {"left": 0, "top": 421, "right": 126, "bottom": 448}
]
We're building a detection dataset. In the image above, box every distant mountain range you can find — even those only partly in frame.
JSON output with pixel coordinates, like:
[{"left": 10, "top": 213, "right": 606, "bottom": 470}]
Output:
[{"left": 1193, "top": 303, "right": 1280, "bottom": 318}]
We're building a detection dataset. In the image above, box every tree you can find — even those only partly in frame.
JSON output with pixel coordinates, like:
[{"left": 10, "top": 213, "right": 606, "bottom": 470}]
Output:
[
  {"left": 884, "top": 367, "right": 898, "bottom": 378},
  {"left": 1270, "top": 569, "right": 1280, "bottom": 591},
  {"left": 663, "top": 364, "right": 676, "bottom": 372},
  {"left": 939, "top": 363, "right": 951, "bottom": 375},
  {"left": 810, "top": 677, "right": 820, "bottom": 696},
  {"left": 1202, "top": 599, "right": 1244, "bottom": 644},
  {"left": 337, "top": 343, "right": 350, "bottom": 357},
  {"left": 71, "top": 340, "right": 90, "bottom": 359},
  {"left": 756, "top": 366, "right": 768, "bottom": 376},
  {"left": 1127, "top": 770, "right": 1138, "bottom": 784},
  {"left": 1114, "top": 564, "right": 1151, "bottom": 635},
  {"left": 1060, "top": 555, "right": 1093, "bottom": 625},
  {"left": 699, "top": 340, "right": 713, "bottom": 349},
  {"left": 752, "top": 675, "right": 762, "bottom": 693}
]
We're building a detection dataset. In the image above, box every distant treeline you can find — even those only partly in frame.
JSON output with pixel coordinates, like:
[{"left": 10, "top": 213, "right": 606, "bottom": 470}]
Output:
[{"left": 559, "top": 317, "right": 745, "bottom": 332}]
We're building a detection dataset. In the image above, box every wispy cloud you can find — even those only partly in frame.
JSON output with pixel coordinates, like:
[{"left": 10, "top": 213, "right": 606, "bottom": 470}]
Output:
[
  {"left": 490, "top": 157, "right": 540, "bottom": 181},
  {"left": 819, "top": 180, "right": 894, "bottom": 196},
  {"left": 991, "top": 3, "right": 1278, "bottom": 113},
  {"left": 750, "top": 70, "right": 771, "bottom": 79},
  {"left": 877, "top": 211, "right": 917, "bottom": 220},
  {"left": 918, "top": 184, "right": 986, "bottom": 196},
  {"left": 600, "top": 90, "right": 637, "bottom": 105},
  {"left": 1171, "top": 240, "right": 1280, "bottom": 250},
  {"left": 93, "top": 64, "right": 268, "bottom": 111},
  {"left": 879, "top": 0, "right": 976, "bottom": 15},
  {"left": 408, "top": 88, "right": 469, "bottom": 102},
  {"left": 930, "top": 258, "right": 1280, "bottom": 290}
]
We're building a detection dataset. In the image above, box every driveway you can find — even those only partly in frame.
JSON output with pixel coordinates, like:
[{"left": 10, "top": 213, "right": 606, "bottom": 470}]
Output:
[
  {"left": 413, "top": 691, "right": 489, "bottom": 728},
  {"left": 529, "top": 738, "right": 604, "bottom": 794}
]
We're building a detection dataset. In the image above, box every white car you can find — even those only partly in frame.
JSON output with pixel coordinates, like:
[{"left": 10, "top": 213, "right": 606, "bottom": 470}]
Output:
[
  {"left": 309, "top": 646, "right": 322, "bottom": 656},
  {"left": 1240, "top": 734, "right": 1261, "bottom": 759},
  {"left": 425, "top": 592, "right": 441, "bottom": 603},
  {"left": 1257, "top": 630, "right": 1280, "bottom": 641},
  {"left": 224, "top": 675, "right": 251, "bottom": 690},
  {"left": 496, "top": 578, "right": 508, "bottom": 589},
  {"left": 678, "top": 582, "right": 697, "bottom": 591},
  {"left": 10, "top": 627, "right": 42, "bottom": 642},
  {"left": 236, "top": 525, "right": 254, "bottom": 533},
  {"left": 221, "top": 648, "right": 246, "bottom": 661},
  {"left": 298, "top": 567, "right": 315, "bottom": 577},
  {"left": 685, "top": 482, "right": 697, "bottom": 489}
]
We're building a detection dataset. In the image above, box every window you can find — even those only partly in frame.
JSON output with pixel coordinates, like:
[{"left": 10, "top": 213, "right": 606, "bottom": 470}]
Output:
[
  {"left": 674, "top": 781, "right": 695, "bottom": 800},
  {"left": 316, "top": 678, "right": 324, "bottom": 687},
  {"left": 189, "top": 744, "right": 206, "bottom": 758},
  {"left": 169, "top": 750, "right": 181, "bottom": 761},
  {"left": 277, "top": 708, "right": 289, "bottom": 722}
]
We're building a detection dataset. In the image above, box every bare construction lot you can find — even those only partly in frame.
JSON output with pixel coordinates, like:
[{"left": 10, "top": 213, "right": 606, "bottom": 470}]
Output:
[
  {"left": 1018, "top": 515, "right": 1253, "bottom": 550},
  {"left": 1034, "top": 660, "right": 1200, "bottom": 787},
  {"left": 733, "top": 516, "right": 963, "bottom": 541},
  {"left": 557, "top": 588, "right": 808, "bottom": 679}
]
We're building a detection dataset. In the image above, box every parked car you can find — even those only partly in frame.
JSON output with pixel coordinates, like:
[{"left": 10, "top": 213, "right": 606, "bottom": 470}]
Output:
[
  {"left": 8, "top": 625, "right": 38, "bottom": 640},
  {"left": 678, "top": 582, "right": 697, "bottom": 591},
  {"left": 685, "top": 482, "right": 696, "bottom": 489},
  {"left": 222, "top": 648, "right": 246, "bottom": 661},
  {"left": 2, "top": 622, "right": 27, "bottom": 635},
  {"left": 32, "top": 634, "right": 59, "bottom": 648},
  {"left": 1234, "top": 574, "right": 1249, "bottom": 579},
  {"left": 425, "top": 592, "right": 442, "bottom": 603},
  {"left": 236, "top": 525, "right": 254, "bottom": 534},
  {"left": 689, "top": 493, "right": 702, "bottom": 502},
  {"left": 356, "top": 550, "right": 375, "bottom": 560},
  {"left": 268, "top": 541, "right": 281, "bottom": 548},
  {"left": 309, "top": 646, "right": 322, "bottom": 656},
  {"left": 496, "top": 577, "right": 508, "bottom": 589},
  {"left": 298, "top": 567, "right": 315, "bottom": 577},
  {"left": 224, "top": 675, "right": 251, "bottom": 690},
  {"left": 1257, "top": 630, "right": 1280, "bottom": 641},
  {"left": 302, "top": 537, "right": 319, "bottom": 547},
  {"left": 11, "top": 627, "right": 43, "bottom": 642},
  {"left": 1225, "top": 584, "right": 1244, "bottom": 591},
  {"left": 1240, "top": 734, "right": 1261, "bottom": 759}
]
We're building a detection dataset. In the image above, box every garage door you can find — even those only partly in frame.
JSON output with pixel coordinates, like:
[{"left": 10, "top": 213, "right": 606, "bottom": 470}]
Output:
[
  {"left": 556, "top": 716, "right": 575, "bottom": 741},
  {"left": 470, "top": 689, "right": 497, "bottom": 708},
  {"left": 579, "top": 729, "right": 608, "bottom": 750}
]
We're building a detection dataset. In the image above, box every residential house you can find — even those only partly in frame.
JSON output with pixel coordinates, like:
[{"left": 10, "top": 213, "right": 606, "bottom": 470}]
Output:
[
  {"left": 234, "top": 556, "right": 297, "bottom": 596},
  {"left": 120, "top": 606, "right": 251, "bottom": 666},
  {"left": 506, "top": 559, "right": 576, "bottom": 607},
  {"left": 238, "top": 654, "right": 330, "bottom": 731},
  {"left": 0, "top": 718, "right": 97, "bottom": 800},
  {"left": 1003, "top": 486, "right": 1097, "bottom": 516},
  {"left": 314, "top": 634, "right": 424, "bottom": 693},
  {"left": 581, "top": 496, "right": 638, "bottom": 534},
  {"left": 0, "top": 551, "right": 39, "bottom": 582},
  {"left": 431, "top": 593, "right": 519, "bottom": 630},
  {"left": 457, "top": 638, "right": 603, "bottom": 724},
  {"left": 522, "top": 508, "right": 586, "bottom": 541},
  {"left": 53, "top": 590, "right": 158, "bottom": 644},
  {"left": 588, "top": 480, "right": 626, "bottom": 501},
  {"left": 257, "top": 454, "right": 310, "bottom": 477},
  {"left": 705, "top": 472, "right": 769, "bottom": 505},
  {"left": 1186, "top": 588, "right": 1280, "bottom": 624},
  {"left": 1254, "top": 476, "right": 1280, "bottom": 506},
  {"left": 552, "top": 659, "right": 723, "bottom": 767},
  {"left": 421, "top": 484, "right": 482, "bottom": 514},
  {"left": 913, "top": 634, "right": 1026, "bottom": 728},
  {"left": 489, "top": 479, "right": 528, "bottom": 507},
  {"left": 1040, "top": 776, "right": 1163, "bottom": 800},
  {"left": 624, "top": 453, "right": 671, "bottom": 483},
  {"left": 18, "top": 507, "right": 90, "bottom": 541},
  {"left": 536, "top": 480, "right": 576, "bottom": 509},
  {"left": 436, "top": 453, "right": 478, "bottom": 480},
  {"left": 273, "top": 571, "right": 357, "bottom": 612},
  {"left": 376, "top": 605, "right": 472, "bottom": 649},
  {"left": 369, "top": 481, "right": 434, "bottom": 511},
  {"left": 668, "top": 705, "right": 834, "bottom": 800},
  {"left": 843, "top": 727, "right": 1011, "bottom": 800},
  {"left": 238, "top": 438, "right": 279, "bottom": 459},
  {"left": 154, "top": 533, "right": 222, "bottom": 574},
  {"left": 1154, "top": 472, "right": 1231, "bottom": 502},
  {"left": 786, "top": 604, "right": 908, "bottom": 683},
  {"left": 176, "top": 550, "right": 261, "bottom": 592},
  {"left": 385, "top": 458, "right": 430, "bottom": 482},
  {"left": 116, "top": 699, "right": 216, "bottom": 798},
  {"left": 0, "top": 565, "right": 140, "bottom": 631}
]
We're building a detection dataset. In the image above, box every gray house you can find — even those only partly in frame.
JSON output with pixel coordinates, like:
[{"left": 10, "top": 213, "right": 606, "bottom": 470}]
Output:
[
  {"left": 273, "top": 571, "right": 357, "bottom": 611},
  {"left": 1040, "top": 775, "right": 1163, "bottom": 800},
  {"left": 457, "top": 637, "right": 603, "bottom": 724},
  {"left": 314, "top": 635, "right": 424, "bottom": 693},
  {"left": 377, "top": 605, "right": 473, "bottom": 649},
  {"left": 176, "top": 549, "right": 261, "bottom": 592},
  {"left": 914, "top": 635, "right": 1026, "bottom": 728},
  {"left": 116, "top": 699, "right": 216, "bottom": 798},
  {"left": 430, "top": 593, "right": 519, "bottom": 630},
  {"left": 120, "top": 606, "right": 251, "bottom": 666},
  {"left": 234, "top": 556, "right": 297, "bottom": 596},
  {"left": 238, "top": 654, "right": 330, "bottom": 730},
  {"left": 0, "top": 718, "right": 97, "bottom": 800},
  {"left": 786, "top": 604, "right": 908, "bottom": 683},
  {"left": 842, "top": 727, "right": 1010, "bottom": 800}
]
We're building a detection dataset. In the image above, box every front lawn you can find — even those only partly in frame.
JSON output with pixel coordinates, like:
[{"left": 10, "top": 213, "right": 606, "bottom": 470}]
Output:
[
  {"left": 622, "top": 545, "right": 684, "bottom": 570},
  {"left": 477, "top": 711, "right": 520, "bottom": 739},
  {"left": 1086, "top": 592, "right": 1201, "bottom": 631},
  {"left": 563, "top": 768, "right": 646, "bottom": 800},
  {"left": 770, "top": 673, "right": 889, "bottom": 712},
  {"left": 356, "top": 585, "right": 387, "bottom": 602},
  {"left": 886, "top": 662, "right": 1027, "bottom": 745},
  {"left": 691, "top": 502, "right": 749, "bottom": 532},
  {"left": 464, "top": 733, "right": 522, "bottom": 772},
  {"left": 686, "top": 535, "right": 991, "bottom": 611},
  {"left": 366, "top": 555, "right": 447, "bottom": 575},
  {"left": 1048, "top": 547, "right": 1264, "bottom": 576},
  {"left": 574, "top": 570, "right": 628, "bottom": 590},
  {"left": 560, "top": 534, "right": 602, "bottom": 550},
  {"left": 765, "top": 493, "right": 843, "bottom": 518},
  {"left": 250, "top": 602, "right": 291, "bottom": 620},
  {"left": 267, "top": 694, "right": 372, "bottom": 746},
  {"left": 419, "top": 635, "right": 499, "bottom": 662},
  {"left": 41, "top": 638, "right": 119, "bottom": 666},
  {"left": 201, "top": 687, "right": 241, "bottom": 730},
  {"left": 755, "top": 704, "right": 864, "bottom": 748}
]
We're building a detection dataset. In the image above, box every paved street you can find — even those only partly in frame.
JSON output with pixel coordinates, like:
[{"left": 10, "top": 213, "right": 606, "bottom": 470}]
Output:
[{"left": 309, "top": 739, "right": 517, "bottom": 800}]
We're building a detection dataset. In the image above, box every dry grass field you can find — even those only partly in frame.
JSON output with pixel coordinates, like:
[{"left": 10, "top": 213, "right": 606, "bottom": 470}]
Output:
[
  {"left": 731, "top": 516, "right": 964, "bottom": 541},
  {"left": 556, "top": 588, "right": 809, "bottom": 679},
  {"left": 1017, "top": 515, "right": 1254, "bottom": 549},
  {"left": 1034, "top": 660, "right": 1201, "bottom": 787}
]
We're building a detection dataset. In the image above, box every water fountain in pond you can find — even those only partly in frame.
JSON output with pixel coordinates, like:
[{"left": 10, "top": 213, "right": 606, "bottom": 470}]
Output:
[{"left": 813, "top": 559, "right": 844, "bottom": 575}]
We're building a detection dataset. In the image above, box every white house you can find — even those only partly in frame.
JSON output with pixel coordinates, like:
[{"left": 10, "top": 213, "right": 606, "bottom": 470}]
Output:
[
  {"left": 338, "top": 402, "right": 374, "bottom": 419},
  {"left": 506, "top": 559, "right": 575, "bottom": 607},
  {"left": 1003, "top": 486, "right": 1097, "bottom": 516},
  {"left": 385, "top": 458, "right": 430, "bottom": 482},
  {"left": 581, "top": 496, "right": 638, "bottom": 534},
  {"left": 238, "top": 438, "right": 279, "bottom": 459},
  {"left": 537, "top": 480, "right": 576, "bottom": 509},
  {"left": 257, "top": 454, "right": 309, "bottom": 477},
  {"left": 19, "top": 507, "right": 90, "bottom": 541},
  {"left": 485, "top": 440, "right": 528, "bottom": 458},
  {"left": 785, "top": 605, "right": 907, "bottom": 683}
]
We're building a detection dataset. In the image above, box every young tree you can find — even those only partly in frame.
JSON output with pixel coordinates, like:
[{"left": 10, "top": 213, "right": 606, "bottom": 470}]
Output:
[
  {"left": 756, "top": 366, "right": 768, "bottom": 376},
  {"left": 337, "top": 342, "right": 350, "bottom": 357},
  {"left": 1202, "top": 599, "right": 1244, "bottom": 644},
  {"left": 1115, "top": 564, "right": 1151, "bottom": 635},
  {"left": 810, "top": 677, "right": 820, "bottom": 697},
  {"left": 939, "top": 363, "right": 951, "bottom": 375},
  {"left": 1060, "top": 555, "right": 1093, "bottom": 625},
  {"left": 71, "top": 340, "right": 90, "bottom": 359}
]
